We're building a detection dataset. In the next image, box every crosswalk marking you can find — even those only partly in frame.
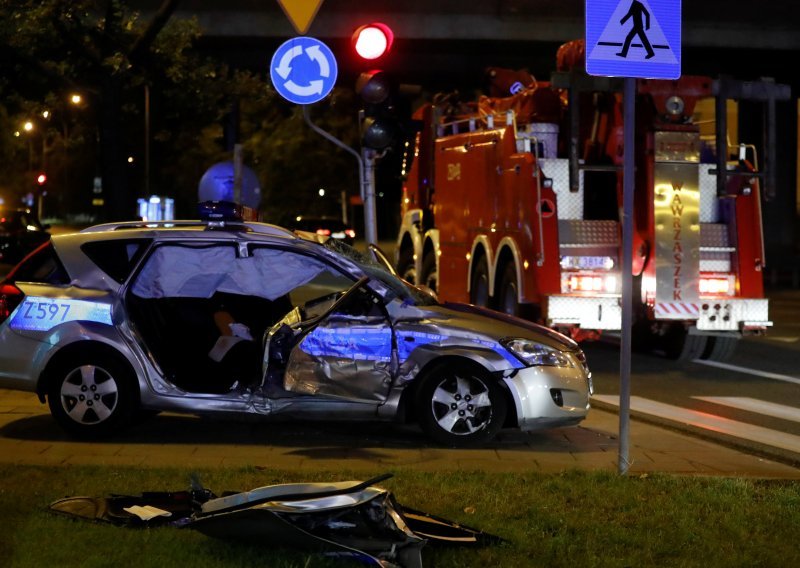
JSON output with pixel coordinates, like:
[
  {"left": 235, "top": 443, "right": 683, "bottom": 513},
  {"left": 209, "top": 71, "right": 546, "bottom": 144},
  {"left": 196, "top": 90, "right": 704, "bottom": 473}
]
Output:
[
  {"left": 693, "top": 396, "right": 800, "bottom": 424},
  {"left": 692, "top": 359, "right": 800, "bottom": 386},
  {"left": 592, "top": 394, "right": 800, "bottom": 455}
]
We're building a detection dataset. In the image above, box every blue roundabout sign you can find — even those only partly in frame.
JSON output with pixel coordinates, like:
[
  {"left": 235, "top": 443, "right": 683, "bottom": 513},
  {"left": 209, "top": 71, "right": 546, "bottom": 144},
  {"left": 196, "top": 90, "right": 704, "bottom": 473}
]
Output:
[{"left": 270, "top": 36, "right": 338, "bottom": 105}]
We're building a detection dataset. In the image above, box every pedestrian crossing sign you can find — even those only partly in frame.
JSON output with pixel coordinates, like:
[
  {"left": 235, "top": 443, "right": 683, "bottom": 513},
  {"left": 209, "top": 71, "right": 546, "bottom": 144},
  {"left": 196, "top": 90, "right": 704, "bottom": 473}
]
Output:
[{"left": 586, "top": 0, "right": 681, "bottom": 79}]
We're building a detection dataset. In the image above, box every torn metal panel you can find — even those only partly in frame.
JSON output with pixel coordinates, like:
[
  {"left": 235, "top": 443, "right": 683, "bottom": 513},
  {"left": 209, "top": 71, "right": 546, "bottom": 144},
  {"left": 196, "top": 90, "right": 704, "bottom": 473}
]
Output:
[
  {"left": 284, "top": 344, "right": 393, "bottom": 402},
  {"left": 193, "top": 487, "right": 424, "bottom": 568},
  {"left": 283, "top": 313, "right": 394, "bottom": 402},
  {"left": 48, "top": 475, "right": 503, "bottom": 568}
]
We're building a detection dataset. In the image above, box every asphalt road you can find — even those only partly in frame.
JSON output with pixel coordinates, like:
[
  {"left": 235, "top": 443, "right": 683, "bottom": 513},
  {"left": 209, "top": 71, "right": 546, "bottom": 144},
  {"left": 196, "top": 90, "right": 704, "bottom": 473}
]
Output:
[{"left": 586, "top": 289, "right": 800, "bottom": 462}]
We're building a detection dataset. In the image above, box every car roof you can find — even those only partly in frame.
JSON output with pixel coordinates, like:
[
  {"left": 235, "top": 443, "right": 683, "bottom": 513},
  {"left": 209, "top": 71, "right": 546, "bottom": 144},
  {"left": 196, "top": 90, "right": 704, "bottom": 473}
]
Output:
[{"left": 47, "top": 220, "right": 361, "bottom": 292}]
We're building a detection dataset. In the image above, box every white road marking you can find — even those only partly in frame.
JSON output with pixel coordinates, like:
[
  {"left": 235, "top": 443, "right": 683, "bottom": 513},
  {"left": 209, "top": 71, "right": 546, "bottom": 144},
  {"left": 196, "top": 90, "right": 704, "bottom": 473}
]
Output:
[
  {"left": 766, "top": 336, "right": 800, "bottom": 343},
  {"left": 592, "top": 394, "right": 800, "bottom": 455},
  {"left": 692, "top": 359, "right": 800, "bottom": 386},
  {"left": 693, "top": 396, "right": 800, "bottom": 423}
]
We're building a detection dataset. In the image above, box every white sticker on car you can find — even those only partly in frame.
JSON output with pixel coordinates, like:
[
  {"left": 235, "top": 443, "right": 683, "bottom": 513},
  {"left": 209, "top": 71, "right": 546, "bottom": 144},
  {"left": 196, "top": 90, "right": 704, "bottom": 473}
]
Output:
[{"left": 9, "top": 297, "right": 112, "bottom": 331}]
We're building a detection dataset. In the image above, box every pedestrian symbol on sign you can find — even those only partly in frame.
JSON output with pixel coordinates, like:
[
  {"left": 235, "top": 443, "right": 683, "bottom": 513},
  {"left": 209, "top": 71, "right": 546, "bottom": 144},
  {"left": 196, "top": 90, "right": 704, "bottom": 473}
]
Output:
[
  {"left": 616, "top": 0, "right": 654, "bottom": 59},
  {"left": 585, "top": 0, "right": 681, "bottom": 79}
]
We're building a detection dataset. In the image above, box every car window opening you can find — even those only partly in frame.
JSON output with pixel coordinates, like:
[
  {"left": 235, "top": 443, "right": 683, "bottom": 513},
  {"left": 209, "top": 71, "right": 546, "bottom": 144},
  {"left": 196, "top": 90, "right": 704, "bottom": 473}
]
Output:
[{"left": 126, "top": 244, "right": 371, "bottom": 395}]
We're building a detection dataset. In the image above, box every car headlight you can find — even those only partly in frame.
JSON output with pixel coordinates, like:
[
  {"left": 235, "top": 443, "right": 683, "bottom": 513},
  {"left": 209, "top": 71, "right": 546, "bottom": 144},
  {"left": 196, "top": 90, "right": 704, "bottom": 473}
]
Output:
[{"left": 502, "top": 338, "right": 572, "bottom": 368}]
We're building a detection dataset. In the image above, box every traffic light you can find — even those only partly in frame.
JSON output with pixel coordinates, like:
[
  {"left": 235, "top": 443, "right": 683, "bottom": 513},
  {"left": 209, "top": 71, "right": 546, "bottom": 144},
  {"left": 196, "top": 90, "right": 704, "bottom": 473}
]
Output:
[
  {"left": 352, "top": 22, "right": 398, "bottom": 151},
  {"left": 356, "top": 70, "right": 398, "bottom": 150},
  {"left": 352, "top": 23, "right": 393, "bottom": 61},
  {"left": 36, "top": 173, "right": 47, "bottom": 186}
]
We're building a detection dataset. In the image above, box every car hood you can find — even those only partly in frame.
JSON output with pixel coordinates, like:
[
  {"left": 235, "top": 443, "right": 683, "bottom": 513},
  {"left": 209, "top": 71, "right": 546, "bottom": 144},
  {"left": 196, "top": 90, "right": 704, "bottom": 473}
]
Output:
[{"left": 390, "top": 300, "right": 579, "bottom": 352}]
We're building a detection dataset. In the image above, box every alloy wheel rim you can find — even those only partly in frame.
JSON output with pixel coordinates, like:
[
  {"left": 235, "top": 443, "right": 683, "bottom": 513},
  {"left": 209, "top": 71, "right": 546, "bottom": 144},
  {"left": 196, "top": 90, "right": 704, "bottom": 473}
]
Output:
[
  {"left": 60, "top": 365, "right": 119, "bottom": 425},
  {"left": 431, "top": 374, "right": 492, "bottom": 435}
]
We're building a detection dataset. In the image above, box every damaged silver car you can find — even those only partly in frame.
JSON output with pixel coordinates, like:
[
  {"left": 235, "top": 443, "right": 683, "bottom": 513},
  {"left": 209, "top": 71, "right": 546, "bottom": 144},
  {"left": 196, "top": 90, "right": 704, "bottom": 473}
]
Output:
[{"left": 0, "top": 207, "right": 591, "bottom": 446}]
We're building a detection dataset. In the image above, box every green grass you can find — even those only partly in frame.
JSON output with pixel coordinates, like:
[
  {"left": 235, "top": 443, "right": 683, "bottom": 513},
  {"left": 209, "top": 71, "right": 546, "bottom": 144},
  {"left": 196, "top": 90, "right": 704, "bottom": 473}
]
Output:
[{"left": 1, "top": 465, "right": 799, "bottom": 567}]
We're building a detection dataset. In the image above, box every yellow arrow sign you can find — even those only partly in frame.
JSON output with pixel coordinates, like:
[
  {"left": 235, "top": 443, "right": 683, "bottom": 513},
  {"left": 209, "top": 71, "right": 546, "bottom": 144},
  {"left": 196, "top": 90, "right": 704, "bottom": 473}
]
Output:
[{"left": 276, "top": 0, "right": 325, "bottom": 35}]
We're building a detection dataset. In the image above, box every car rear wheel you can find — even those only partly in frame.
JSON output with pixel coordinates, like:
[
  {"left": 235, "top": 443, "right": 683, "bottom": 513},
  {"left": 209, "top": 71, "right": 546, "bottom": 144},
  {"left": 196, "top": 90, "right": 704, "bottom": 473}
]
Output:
[
  {"left": 47, "top": 353, "right": 137, "bottom": 438},
  {"left": 417, "top": 362, "right": 507, "bottom": 447}
]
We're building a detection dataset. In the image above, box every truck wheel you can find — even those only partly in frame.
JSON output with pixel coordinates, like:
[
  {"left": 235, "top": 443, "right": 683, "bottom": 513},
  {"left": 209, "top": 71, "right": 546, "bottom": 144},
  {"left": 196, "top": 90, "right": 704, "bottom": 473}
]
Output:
[
  {"left": 420, "top": 253, "right": 438, "bottom": 293},
  {"left": 417, "top": 362, "right": 507, "bottom": 447},
  {"left": 470, "top": 260, "right": 490, "bottom": 307},
  {"left": 47, "top": 353, "right": 138, "bottom": 438},
  {"left": 632, "top": 320, "right": 657, "bottom": 353},
  {"left": 701, "top": 335, "right": 739, "bottom": 362},
  {"left": 661, "top": 325, "right": 707, "bottom": 361},
  {"left": 497, "top": 263, "right": 520, "bottom": 316},
  {"left": 397, "top": 248, "right": 416, "bottom": 284}
]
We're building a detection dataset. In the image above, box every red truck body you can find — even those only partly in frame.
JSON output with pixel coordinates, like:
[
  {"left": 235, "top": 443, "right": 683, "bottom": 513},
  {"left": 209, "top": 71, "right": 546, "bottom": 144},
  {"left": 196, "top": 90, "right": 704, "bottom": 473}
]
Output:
[{"left": 396, "top": 45, "right": 789, "bottom": 361}]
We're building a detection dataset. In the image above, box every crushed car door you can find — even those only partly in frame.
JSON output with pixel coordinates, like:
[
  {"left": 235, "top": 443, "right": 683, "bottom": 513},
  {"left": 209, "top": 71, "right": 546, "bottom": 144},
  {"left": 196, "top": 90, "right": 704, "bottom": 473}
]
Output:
[{"left": 253, "top": 248, "right": 395, "bottom": 404}]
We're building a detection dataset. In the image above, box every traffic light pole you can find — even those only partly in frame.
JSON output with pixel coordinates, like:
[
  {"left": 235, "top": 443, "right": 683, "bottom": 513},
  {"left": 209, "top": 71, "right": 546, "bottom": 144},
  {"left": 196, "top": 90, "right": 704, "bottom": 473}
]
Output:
[
  {"left": 361, "top": 148, "right": 378, "bottom": 245},
  {"left": 302, "top": 105, "right": 378, "bottom": 245}
]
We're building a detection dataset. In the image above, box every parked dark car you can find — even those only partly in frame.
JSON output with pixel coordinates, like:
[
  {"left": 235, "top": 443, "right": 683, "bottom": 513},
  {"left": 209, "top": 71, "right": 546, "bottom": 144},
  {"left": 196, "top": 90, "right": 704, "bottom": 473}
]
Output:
[
  {"left": 0, "top": 208, "right": 50, "bottom": 265},
  {"left": 288, "top": 216, "right": 356, "bottom": 245}
]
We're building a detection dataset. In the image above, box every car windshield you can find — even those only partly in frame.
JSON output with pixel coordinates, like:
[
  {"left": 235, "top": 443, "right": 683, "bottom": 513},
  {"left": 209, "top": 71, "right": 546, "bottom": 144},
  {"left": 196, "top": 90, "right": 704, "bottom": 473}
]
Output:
[{"left": 323, "top": 239, "right": 437, "bottom": 306}]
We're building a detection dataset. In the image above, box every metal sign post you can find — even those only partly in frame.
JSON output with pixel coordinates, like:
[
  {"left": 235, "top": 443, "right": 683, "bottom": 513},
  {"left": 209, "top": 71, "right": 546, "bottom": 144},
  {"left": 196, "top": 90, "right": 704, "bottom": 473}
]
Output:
[
  {"left": 618, "top": 77, "right": 635, "bottom": 475},
  {"left": 586, "top": 0, "right": 682, "bottom": 475}
]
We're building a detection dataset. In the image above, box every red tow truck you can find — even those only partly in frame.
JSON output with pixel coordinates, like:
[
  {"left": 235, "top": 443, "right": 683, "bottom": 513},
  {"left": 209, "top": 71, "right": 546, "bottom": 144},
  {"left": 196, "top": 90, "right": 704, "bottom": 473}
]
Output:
[{"left": 395, "top": 41, "right": 790, "bottom": 361}]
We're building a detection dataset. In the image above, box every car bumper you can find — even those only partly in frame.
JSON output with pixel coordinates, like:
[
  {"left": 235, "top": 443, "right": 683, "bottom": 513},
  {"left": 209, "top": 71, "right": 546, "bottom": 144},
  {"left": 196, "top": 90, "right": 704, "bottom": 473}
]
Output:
[{"left": 502, "top": 363, "right": 591, "bottom": 431}]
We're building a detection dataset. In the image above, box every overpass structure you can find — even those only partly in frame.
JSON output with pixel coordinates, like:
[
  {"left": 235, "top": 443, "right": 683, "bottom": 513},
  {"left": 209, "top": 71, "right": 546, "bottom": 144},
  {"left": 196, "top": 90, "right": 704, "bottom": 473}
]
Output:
[{"left": 138, "top": 1, "right": 800, "bottom": 101}]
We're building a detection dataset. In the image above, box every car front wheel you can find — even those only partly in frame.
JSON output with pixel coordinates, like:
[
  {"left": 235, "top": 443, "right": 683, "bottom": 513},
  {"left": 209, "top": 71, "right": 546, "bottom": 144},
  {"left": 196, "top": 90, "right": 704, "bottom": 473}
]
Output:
[
  {"left": 417, "top": 363, "right": 507, "bottom": 447},
  {"left": 47, "top": 354, "right": 137, "bottom": 438}
]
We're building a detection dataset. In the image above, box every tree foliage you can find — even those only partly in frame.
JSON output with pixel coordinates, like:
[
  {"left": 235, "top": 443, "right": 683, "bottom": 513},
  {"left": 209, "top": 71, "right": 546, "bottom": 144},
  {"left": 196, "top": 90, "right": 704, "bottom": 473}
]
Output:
[{"left": 0, "top": 0, "right": 361, "bottom": 222}]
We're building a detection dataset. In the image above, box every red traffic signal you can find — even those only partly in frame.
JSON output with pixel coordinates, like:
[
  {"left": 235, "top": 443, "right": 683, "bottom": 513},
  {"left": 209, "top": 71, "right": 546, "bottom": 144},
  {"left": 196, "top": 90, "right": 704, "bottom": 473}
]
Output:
[
  {"left": 352, "top": 22, "right": 393, "bottom": 60},
  {"left": 36, "top": 173, "right": 47, "bottom": 185}
]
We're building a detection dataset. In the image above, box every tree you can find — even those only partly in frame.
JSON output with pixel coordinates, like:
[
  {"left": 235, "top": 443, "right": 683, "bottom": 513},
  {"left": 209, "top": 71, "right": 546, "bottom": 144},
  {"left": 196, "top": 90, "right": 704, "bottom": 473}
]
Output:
[
  {"left": 0, "top": 0, "right": 205, "bottom": 220},
  {"left": 0, "top": 1, "right": 363, "bottom": 223}
]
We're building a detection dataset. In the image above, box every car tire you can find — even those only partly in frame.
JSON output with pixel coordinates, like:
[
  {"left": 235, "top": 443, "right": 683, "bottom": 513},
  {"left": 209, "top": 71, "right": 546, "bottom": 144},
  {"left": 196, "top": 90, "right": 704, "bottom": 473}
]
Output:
[
  {"left": 469, "top": 259, "right": 490, "bottom": 308},
  {"left": 417, "top": 362, "right": 507, "bottom": 447},
  {"left": 47, "top": 352, "right": 138, "bottom": 438}
]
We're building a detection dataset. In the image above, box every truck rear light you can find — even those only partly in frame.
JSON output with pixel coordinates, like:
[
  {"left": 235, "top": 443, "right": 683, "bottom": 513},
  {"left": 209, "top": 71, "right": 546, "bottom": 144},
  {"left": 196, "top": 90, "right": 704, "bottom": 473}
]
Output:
[
  {"left": 564, "top": 274, "right": 618, "bottom": 293},
  {"left": 0, "top": 283, "right": 24, "bottom": 323},
  {"left": 699, "top": 275, "right": 734, "bottom": 296}
]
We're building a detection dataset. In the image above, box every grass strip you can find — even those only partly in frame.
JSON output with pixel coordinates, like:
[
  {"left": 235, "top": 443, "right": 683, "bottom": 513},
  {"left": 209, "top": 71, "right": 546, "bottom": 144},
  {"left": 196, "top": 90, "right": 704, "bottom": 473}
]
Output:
[{"left": 1, "top": 465, "right": 798, "bottom": 567}]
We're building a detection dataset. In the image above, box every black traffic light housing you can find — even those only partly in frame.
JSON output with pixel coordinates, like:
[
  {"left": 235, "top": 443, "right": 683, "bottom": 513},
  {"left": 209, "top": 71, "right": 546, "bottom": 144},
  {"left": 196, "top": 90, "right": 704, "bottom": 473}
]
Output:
[
  {"left": 352, "top": 23, "right": 402, "bottom": 151},
  {"left": 355, "top": 70, "right": 399, "bottom": 150}
]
